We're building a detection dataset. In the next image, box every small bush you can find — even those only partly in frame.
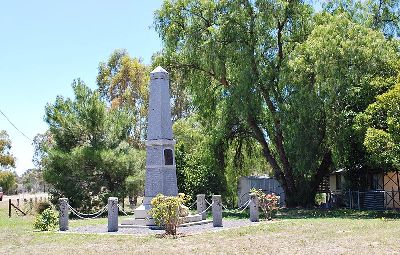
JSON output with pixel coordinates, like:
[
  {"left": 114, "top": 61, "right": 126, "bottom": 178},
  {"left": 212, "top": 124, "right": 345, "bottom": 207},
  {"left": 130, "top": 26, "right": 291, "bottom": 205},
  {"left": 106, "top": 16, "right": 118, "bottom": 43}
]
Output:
[
  {"left": 251, "top": 189, "right": 280, "bottom": 220},
  {"left": 33, "top": 208, "right": 58, "bottom": 231},
  {"left": 35, "top": 201, "right": 52, "bottom": 214},
  {"left": 150, "top": 193, "right": 189, "bottom": 235}
]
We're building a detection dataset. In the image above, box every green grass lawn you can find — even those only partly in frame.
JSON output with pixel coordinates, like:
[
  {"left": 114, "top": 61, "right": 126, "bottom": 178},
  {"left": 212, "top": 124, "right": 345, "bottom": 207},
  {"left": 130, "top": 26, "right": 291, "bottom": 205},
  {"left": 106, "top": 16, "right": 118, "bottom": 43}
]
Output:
[{"left": 1, "top": 200, "right": 400, "bottom": 255}]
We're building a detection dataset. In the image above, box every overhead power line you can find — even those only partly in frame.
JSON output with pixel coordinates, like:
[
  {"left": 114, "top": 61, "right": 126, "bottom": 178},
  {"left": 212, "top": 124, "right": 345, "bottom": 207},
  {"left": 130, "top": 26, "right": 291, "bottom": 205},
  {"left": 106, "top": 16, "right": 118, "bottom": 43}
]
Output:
[{"left": 0, "top": 108, "right": 33, "bottom": 142}]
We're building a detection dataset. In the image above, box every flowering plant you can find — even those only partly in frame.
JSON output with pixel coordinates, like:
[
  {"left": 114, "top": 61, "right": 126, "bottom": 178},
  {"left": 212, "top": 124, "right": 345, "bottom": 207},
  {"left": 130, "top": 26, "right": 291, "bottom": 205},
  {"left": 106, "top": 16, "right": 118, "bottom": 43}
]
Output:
[{"left": 251, "top": 189, "right": 280, "bottom": 220}]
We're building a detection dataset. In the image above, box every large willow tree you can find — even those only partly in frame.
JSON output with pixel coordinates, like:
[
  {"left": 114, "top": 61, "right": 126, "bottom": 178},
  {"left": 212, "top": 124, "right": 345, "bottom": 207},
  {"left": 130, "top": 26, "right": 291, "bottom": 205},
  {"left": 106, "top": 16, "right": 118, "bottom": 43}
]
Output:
[{"left": 154, "top": 0, "right": 398, "bottom": 206}]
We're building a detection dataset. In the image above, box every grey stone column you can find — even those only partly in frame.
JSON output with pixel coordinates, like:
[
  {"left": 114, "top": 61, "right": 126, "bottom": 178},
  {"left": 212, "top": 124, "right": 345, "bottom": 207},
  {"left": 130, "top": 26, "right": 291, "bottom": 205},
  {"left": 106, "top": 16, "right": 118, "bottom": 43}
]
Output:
[
  {"left": 212, "top": 195, "right": 222, "bottom": 227},
  {"left": 108, "top": 197, "right": 118, "bottom": 232},
  {"left": 59, "top": 198, "right": 69, "bottom": 231},
  {"left": 197, "top": 194, "right": 206, "bottom": 220},
  {"left": 249, "top": 193, "right": 259, "bottom": 222}
]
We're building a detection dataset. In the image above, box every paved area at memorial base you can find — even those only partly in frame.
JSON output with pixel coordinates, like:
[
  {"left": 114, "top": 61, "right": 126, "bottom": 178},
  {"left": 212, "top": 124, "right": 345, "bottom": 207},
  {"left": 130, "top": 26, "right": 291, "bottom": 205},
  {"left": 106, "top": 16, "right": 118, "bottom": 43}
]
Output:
[{"left": 66, "top": 219, "right": 266, "bottom": 235}]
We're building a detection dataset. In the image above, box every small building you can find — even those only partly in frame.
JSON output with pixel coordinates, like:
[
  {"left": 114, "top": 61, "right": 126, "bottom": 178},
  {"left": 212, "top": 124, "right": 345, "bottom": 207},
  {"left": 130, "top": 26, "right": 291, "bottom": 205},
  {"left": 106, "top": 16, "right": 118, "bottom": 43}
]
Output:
[
  {"left": 328, "top": 170, "right": 400, "bottom": 209},
  {"left": 329, "top": 169, "right": 346, "bottom": 193},
  {"left": 237, "top": 175, "right": 285, "bottom": 207}
]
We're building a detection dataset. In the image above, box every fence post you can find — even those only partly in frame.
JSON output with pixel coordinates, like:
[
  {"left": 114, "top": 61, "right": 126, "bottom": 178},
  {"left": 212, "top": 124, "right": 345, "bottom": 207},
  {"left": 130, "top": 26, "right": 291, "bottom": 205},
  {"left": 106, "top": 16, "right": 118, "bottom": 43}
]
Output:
[
  {"left": 9, "top": 199, "right": 11, "bottom": 218},
  {"left": 108, "top": 197, "right": 118, "bottom": 232},
  {"left": 29, "top": 198, "right": 33, "bottom": 210},
  {"left": 197, "top": 194, "right": 206, "bottom": 220},
  {"left": 249, "top": 193, "right": 259, "bottom": 222},
  {"left": 212, "top": 195, "right": 222, "bottom": 227},
  {"left": 392, "top": 187, "right": 395, "bottom": 209},
  {"left": 59, "top": 198, "right": 69, "bottom": 231},
  {"left": 16, "top": 198, "right": 20, "bottom": 207}
]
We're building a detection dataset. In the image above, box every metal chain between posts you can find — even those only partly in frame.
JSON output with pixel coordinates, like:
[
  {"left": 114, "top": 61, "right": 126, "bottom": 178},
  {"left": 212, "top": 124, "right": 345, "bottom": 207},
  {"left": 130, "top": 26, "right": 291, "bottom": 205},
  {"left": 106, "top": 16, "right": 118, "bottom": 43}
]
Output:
[
  {"left": 117, "top": 204, "right": 128, "bottom": 216},
  {"left": 187, "top": 200, "right": 197, "bottom": 209},
  {"left": 237, "top": 199, "right": 251, "bottom": 213},
  {"left": 221, "top": 203, "right": 229, "bottom": 211},
  {"left": 199, "top": 201, "right": 214, "bottom": 215},
  {"left": 68, "top": 204, "right": 108, "bottom": 219}
]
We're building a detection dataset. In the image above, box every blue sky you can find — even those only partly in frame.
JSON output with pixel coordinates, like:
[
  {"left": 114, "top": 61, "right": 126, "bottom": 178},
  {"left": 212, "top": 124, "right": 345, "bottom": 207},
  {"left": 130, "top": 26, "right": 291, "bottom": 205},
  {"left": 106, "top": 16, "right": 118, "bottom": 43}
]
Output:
[{"left": 0, "top": 0, "right": 163, "bottom": 175}]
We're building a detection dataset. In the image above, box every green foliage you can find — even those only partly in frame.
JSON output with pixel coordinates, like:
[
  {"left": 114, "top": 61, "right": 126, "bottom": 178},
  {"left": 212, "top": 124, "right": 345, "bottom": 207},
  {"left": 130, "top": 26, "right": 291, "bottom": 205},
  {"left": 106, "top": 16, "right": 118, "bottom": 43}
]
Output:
[
  {"left": 97, "top": 49, "right": 149, "bottom": 148},
  {"left": 155, "top": 0, "right": 399, "bottom": 206},
  {"left": 0, "top": 170, "right": 17, "bottom": 194},
  {"left": 288, "top": 12, "right": 398, "bottom": 190},
  {"left": 0, "top": 130, "right": 15, "bottom": 170},
  {"left": 125, "top": 151, "right": 145, "bottom": 199},
  {"left": 21, "top": 168, "right": 46, "bottom": 193},
  {"left": 324, "top": 0, "right": 400, "bottom": 38},
  {"left": 173, "top": 116, "right": 227, "bottom": 202},
  {"left": 355, "top": 83, "right": 400, "bottom": 170},
  {"left": 33, "top": 208, "right": 58, "bottom": 231},
  {"left": 149, "top": 194, "right": 188, "bottom": 235},
  {"left": 251, "top": 189, "right": 280, "bottom": 220},
  {"left": 41, "top": 80, "right": 144, "bottom": 210},
  {"left": 35, "top": 201, "right": 52, "bottom": 215}
]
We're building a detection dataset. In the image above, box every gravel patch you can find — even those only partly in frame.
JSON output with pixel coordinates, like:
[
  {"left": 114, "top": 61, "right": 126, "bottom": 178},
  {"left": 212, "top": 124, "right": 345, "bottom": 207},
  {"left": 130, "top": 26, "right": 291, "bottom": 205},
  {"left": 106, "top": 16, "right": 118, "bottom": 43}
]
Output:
[{"left": 67, "top": 219, "right": 263, "bottom": 236}]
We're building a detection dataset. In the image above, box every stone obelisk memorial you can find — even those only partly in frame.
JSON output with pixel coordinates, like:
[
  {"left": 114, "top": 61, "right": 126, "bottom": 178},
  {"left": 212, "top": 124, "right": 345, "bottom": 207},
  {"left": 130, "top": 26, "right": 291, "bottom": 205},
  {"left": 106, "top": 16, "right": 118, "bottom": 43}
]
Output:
[
  {"left": 122, "top": 66, "right": 202, "bottom": 226},
  {"left": 135, "top": 66, "right": 178, "bottom": 219}
]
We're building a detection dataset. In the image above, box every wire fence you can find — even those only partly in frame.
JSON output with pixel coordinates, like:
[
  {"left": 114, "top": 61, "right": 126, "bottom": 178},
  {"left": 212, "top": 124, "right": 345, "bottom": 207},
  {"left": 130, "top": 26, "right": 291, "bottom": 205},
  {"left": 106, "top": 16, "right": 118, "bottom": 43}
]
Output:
[{"left": 329, "top": 190, "right": 400, "bottom": 210}]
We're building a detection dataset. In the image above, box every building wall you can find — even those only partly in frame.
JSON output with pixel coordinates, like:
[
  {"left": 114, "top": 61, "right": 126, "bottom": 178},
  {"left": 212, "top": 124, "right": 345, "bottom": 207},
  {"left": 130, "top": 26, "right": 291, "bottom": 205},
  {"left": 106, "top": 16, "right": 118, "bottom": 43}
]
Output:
[
  {"left": 237, "top": 176, "right": 285, "bottom": 207},
  {"left": 329, "top": 175, "right": 337, "bottom": 191},
  {"left": 383, "top": 171, "right": 400, "bottom": 209}
]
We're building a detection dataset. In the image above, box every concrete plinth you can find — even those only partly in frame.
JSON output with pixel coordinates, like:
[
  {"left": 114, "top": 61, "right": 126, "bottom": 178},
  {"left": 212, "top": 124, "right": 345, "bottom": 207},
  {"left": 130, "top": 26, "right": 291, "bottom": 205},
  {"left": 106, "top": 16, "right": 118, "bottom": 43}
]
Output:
[
  {"left": 59, "top": 198, "right": 69, "bottom": 231},
  {"left": 212, "top": 195, "right": 222, "bottom": 227},
  {"left": 197, "top": 194, "right": 206, "bottom": 220},
  {"left": 108, "top": 197, "right": 118, "bottom": 232},
  {"left": 120, "top": 213, "right": 204, "bottom": 228},
  {"left": 249, "top": 193, "right": 259, "bottom": 222}
]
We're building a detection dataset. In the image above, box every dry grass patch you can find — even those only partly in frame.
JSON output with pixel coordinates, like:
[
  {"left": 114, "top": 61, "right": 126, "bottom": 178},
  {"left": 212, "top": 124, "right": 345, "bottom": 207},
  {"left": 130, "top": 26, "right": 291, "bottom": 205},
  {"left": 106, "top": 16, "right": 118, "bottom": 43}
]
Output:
[{"left": 2, "top": 200, "right": 400, "bottom": 255}]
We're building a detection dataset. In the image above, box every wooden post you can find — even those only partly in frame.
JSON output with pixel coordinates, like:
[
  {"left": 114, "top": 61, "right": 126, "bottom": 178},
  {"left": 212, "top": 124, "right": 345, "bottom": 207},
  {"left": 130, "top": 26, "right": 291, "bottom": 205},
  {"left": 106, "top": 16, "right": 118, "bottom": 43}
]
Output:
[
  {"left": 392, "top": 187, "right": 395, "bottom": 209},
  {"left": 16, "top": 198, "right": 20, "bottom": 207},
  {"left": 9, "top": 199, "right": 12, "bottom": 218}
]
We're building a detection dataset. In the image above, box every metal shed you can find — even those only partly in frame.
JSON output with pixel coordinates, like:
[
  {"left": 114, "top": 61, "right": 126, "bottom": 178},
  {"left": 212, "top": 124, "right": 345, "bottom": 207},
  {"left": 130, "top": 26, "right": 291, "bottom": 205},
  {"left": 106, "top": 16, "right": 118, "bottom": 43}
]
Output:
[{"left": 237, "top": 175, "right": 285, "bottom": 207}]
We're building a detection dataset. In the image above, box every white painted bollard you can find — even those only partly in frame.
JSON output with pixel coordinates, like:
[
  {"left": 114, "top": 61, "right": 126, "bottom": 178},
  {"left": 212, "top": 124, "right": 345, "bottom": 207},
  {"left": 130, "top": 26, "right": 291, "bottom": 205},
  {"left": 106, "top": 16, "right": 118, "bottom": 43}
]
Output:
[
  {"left": 212, "top": 195, "right": 222, "bottom": 227},
  {"left": 197, "top": 194, "right": 206, "bottom": 220},
  {"left": 108, "top": 197, "right": 118, "bottom": 232},
  {"left": 249, "top": 193, "right": 259, "bottom": 222},
  {"left": 59, "top": 198, "right": 69, "bottom": 231}
]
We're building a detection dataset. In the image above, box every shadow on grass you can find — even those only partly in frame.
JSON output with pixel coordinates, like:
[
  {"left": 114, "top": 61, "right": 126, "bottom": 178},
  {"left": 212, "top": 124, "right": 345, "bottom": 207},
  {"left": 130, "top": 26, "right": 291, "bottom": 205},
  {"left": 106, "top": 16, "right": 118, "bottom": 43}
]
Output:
[{"left": 218, "top": 208, "right": 400, "bottom": 220}]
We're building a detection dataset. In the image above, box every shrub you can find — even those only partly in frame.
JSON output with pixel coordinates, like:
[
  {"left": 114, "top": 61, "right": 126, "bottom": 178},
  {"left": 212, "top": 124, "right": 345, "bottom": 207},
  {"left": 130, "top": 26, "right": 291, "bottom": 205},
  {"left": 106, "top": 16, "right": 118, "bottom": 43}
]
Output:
[
  {"left": 35, "top": 201, "right": 52, "bottom": 214},
  {"left": 149, "top": 193, "right": 189, "bottom": 235},
  {"left": 251, "top": 189, "right": 280, "bottom": 220},
  {"left": 33, "top": 208, "right": 58, "bottom": 231}
]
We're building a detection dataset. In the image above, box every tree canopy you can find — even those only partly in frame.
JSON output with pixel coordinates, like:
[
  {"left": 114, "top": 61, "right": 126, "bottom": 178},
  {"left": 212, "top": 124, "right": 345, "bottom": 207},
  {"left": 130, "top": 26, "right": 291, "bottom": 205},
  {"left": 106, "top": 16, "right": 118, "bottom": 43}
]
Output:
[
  {"left": 41, "top": 79, "right": 144, "bottom": 209},
  {"left": 154, "top": 0, "right": 399, "bottom": 206},
  {"left": 0, "top": 130, "right": 15, "bottom": 170}
]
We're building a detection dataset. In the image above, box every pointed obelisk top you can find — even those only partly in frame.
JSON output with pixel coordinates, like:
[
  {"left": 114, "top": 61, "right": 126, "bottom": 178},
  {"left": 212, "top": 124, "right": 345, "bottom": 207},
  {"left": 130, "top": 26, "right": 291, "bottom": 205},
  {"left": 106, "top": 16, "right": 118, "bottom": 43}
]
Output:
[
  {"left": 150, "top": 66, "right": 169, "bottom": 80},
  {"left": 151, "top": 66, "right": 168, "bottom": 74}
]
